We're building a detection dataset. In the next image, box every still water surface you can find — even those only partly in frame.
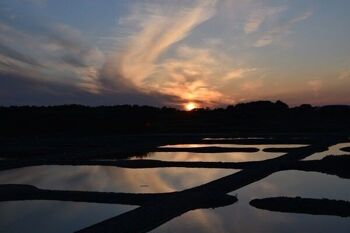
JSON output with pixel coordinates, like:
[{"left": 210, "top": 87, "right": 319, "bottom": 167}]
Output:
[
  {"left": 304, "top": 142, "right": 350, "bottom": 160},
  {"left": 0, "top": 143, "right": 349, "bottom": 233},
  {"left": 152, "top": 171, "right": 350, "bottom": 233},
  {"left": 0, "top": 166, "right": 235, "bottom": 233},
  {"left": 134, "top": 144, "right": 306, "bottom": 162}
]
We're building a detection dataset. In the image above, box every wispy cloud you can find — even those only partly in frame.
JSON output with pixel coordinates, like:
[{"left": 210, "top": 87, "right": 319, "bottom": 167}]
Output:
[
  {"left": 114, "top": 0, "right": 216, "bottom": 84},
  {"left": 0, "top": 1, "right": 235, "bottom": 107},
  {"left": 244, "top": 6, "right": 286, "bottom": 34},
  {"left": 290, "top": 10, "right": 313, "bottom": 24},
  {"left": 254, "top": 10, "right": 313, "bottom": 47},
  {"left": 241, "top": 79, "right": 263, "bottom": 92},
  {"left": 0, "top": 22, "right": 104, "bottom": 94},
  {"left": 223, "top": 68, "right": 256, "bottom": 81},
  {"left": 152, "top": 46, "right": 225, "bottom": 106},
  {"left": 3, "top": 0, "right": 342, "bottom": 107},
  {"left": 308, "top": 79, "right": 322, "bottom": 96},
  {"left": 104, "top": 0, "right": 225, "bottom": 106},
  {"left": 338, "top": 70, "right": 350, "bottom": 80}
]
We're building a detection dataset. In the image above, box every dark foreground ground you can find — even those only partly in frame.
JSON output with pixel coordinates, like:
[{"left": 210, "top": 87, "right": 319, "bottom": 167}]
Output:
[{"left": 0, "top": 101, "right": 350, "bottom": 232}]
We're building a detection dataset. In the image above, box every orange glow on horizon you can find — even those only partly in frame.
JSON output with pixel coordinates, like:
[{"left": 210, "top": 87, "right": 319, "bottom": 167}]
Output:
[{"left": 184, "top": 102, "right": 198, "bottom": 111}]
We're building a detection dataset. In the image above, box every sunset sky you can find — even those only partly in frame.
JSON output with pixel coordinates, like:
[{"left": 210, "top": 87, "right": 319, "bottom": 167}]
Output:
[{"left": 1, "top": 0, "right": 350, "bottom": 108}]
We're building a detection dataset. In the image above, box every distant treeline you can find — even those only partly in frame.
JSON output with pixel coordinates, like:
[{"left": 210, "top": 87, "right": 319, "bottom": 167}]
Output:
[{"left": 1, "top": 100, "right": 350, "bottom": 135}]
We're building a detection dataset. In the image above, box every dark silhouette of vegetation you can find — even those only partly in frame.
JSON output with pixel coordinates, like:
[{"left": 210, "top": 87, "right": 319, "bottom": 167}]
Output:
[
  {"left": 250, "top": 197, "right": 350, "bottom": 217},
  {"left": 1, "top": 100, "right": 350, "bottom": 137}
]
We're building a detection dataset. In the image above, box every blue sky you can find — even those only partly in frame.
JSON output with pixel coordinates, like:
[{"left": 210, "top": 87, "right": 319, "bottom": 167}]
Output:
[{"left": 1, "top": 0, "right": 350, "bottom": 108}]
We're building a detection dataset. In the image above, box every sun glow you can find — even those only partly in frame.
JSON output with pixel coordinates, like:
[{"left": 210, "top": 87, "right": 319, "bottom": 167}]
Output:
[{"left": 184, "top": 102, "right": 198, "bottom": 111}]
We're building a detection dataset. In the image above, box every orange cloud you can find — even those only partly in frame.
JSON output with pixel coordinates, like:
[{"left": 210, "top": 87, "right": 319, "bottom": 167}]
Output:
[{"left": 104, "top": 1, "right": 239, "bottom": 107}]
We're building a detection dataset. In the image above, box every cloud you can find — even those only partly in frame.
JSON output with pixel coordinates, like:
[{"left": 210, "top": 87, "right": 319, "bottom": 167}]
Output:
[
  {"left": 339, "top": 70, "right": 350, "bottom": 80},
  {"left": 104, "top": 0, "right": 222, "bottom": 106},
  {"left": 0, "top": 22, "right": 105, "bottom": 94},
  {"left": 2, "top": 0, "right": 260, "bottom": 108},
  {"left": 290, "top": 10, "right": 313, "bottom": 24},
  {"left": 254, "top": 10, "right": 313, "bottom": 47},
  {"left": 0, "top": 71, "right": 173, "bottom": 106},
  {"left": 101, "top": 0, "right": 260, "bottom": 107},
  {"left": 308, "top": 79, "right": 322, "bottom": 96},
  {"left": 0, "top": 43, "right": 39, "bottom": 66},
  {"left": 116, "top": 0, "right": 216, "bottom": 84},
  {"left": 223, "top": 68, "right": 256, "bottom": 81},
  {"left": 0, "top": 1, "right": 234, "bottom": 107},
  {"left": 150, "top": 45, "right": 256, "bottom": 106},
  {"left": 148, "top": 46, "right": 228, "bottom": 106},
  {"left": 240, "top": 79, "right": 263, "bottom": 92},
  {"left": 254, "top": 33, "right": 275, "bottom": 47},
  {"left": 1, "top": 1, "right": 324, "bottom": 108},
  {"left": 244, "top": 6, "right": 286, "bottom": 33}
]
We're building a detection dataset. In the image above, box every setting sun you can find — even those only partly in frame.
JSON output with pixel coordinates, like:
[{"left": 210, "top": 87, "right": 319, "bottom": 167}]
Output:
[{"left": 184, "top": 102, "right": 197, "bottom": 111}]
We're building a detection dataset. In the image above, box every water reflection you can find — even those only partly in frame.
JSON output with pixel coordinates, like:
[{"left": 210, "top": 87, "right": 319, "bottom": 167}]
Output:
[
  {"left": 136, "top": 151, "right": 283, "bottom": 162},
  {"left": 1, "top": 141, "right": 349, "bottom": 233},
  {"left": 0, "top": 201, "right": 134, "bottom": 233},
  {"left": 0, "top": 165, "right": 239, "bottom": 233},
  {"left": 159, "top": 144, "right": 306, "bottom": 149},
  {"left": 304, "top": 143, "right": 350, "bottom": 160},
  {"left": 152, "top": 171, "right": 350, "bottom": 233},
  {"left": 0, "top": 166, "right": 236, "bottom": 193},
  {"left": 148, "top": 144, "right": 306, "bottom": 162},
  {"left": 202, "top": 137, "right": 271, "bottom": 140}
]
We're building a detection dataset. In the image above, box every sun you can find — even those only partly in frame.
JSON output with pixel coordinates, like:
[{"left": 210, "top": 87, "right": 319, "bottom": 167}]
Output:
[{"left": 184, "top": 102, "right": 197, "bottom": 111}]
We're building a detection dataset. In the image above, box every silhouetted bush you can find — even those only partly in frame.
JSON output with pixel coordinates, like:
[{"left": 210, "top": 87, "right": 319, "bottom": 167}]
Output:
[{"left": 0, "top": 100, "right": 349, "bottom": 136}]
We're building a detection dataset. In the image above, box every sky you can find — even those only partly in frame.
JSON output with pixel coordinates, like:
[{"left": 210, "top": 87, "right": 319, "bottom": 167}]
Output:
[{"left": 1, "top": 0, "right": 350, "bottom": 108}]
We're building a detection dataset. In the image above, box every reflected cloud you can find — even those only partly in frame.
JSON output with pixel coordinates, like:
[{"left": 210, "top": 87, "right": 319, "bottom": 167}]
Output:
[
  {"left": 0, "top": 201, "right": 133, "bottom": 233},
  {"left": 137, "top": 151, "right": 282, "bottom": 162},
  {"left": 0, "top": 165, "right": 234, "bottom": 193},
  {"left": 304, "top": 143, "right": 350, "bottom": 161},
  {"left": 153, "top": 208, "right": 226, "bottom": 233},
  {"left": 153, "top": 171, "right": 350, "bottom": 233}
]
